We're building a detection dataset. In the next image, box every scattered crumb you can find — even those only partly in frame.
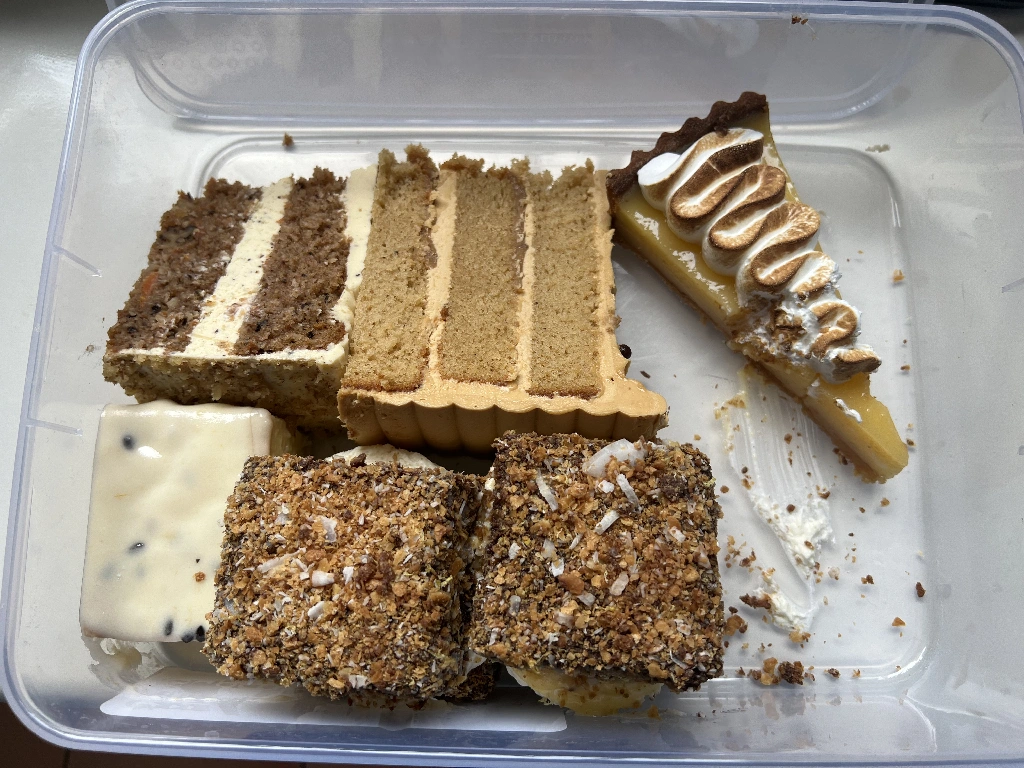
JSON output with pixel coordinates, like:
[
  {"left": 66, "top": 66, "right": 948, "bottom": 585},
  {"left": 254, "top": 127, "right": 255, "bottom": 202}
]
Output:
[
  {"left": 861, "top": 575, "right": 874, "bottom": 585},
  {"left": 907, "top": 438, "right": 916, "bottom": 447},
  {"left": 892, "top": 617, "right": 906, "bottom": 627},
  {"left": 194, "top": 571, "right": 206, "bottom": 583},
  {"left": 823, "top": 596, "right": 829, "bottom": 605},
  {"left": 640, "top": 370, "right": 650, "bottom": 379},
  {"left": 859, "top": 506, "right": 866, "bottom": 513},
  {"left": 693, "top": 434, "right": 701, "bottom": 441},
  {"left": 893, "top": 269, "right": 905, "bottom": 283},
  {"left": 725, "top": 614, "right": 749, "bottom": 636},
  {"left": 900, "top": 364, "right": 911, "bottom": 371},
  {"left": 784, "top": 433, "right": 793, "bottom": 444},
  {"left": 852, "top": 669, "right": 861, "bottom": 678},
  {"left": 866, "top": 144, "right": 890, "bottom": 153},
  {"left": 791, "top": 15, "right": 808, "bottom": 24},
  {"left": 819, "top": 489, "right": 831, "bottom": 500},
  {"left": 740, "top": 593, "right": 771, "bottom": 611},
  {"left": 647, "top": 705, "right": 660, "bottom": 719},
  {"left": 721, "top": 485, "right": 729, "bottom": 493},
  {"left": 786, "top": 504, "right": 796, "bottom": 512},
  {"left": 848, "top": 532, "right": 854, "bottom": 537},
  {"left": 789, "top": 629, "right": 811, "bottom": 644},
  {"left": 826, "top": 668, "right": 840, "bottom": 678},
  {"left": 880, "top": 498, "right": 890, "bottom": 507},
  {"left": 778, "top": 661, "right": 805, "bottom": 685},
  {"left": 84, "top": 344, "right": 95, "bottom": 354},
  {"left": 282, "top": 133, "right": 294, "bottom": 147},
  {"left": 741, "top": 642, "right": 749, "bottom": 650},
  {"left": 916, "top": 581, "right": 926, "bottom": 598},
  {"left": 828, "top": 567, "right": 840, "bottom": 580}
]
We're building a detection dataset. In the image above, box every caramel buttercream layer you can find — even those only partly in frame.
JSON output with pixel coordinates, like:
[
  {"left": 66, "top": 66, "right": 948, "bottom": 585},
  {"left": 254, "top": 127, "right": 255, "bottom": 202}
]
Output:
[{"left": 339, "top": 149, "right": 667, "bottom": 452}]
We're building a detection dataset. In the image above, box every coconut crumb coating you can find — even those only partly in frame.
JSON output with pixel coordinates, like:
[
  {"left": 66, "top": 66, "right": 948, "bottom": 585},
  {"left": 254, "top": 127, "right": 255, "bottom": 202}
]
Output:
[
  {"left": 469, "top": 432, "right": 724, "bottom": 691},
  {"left": 203, "top": 454, "right": 480, "bottom": 707}
]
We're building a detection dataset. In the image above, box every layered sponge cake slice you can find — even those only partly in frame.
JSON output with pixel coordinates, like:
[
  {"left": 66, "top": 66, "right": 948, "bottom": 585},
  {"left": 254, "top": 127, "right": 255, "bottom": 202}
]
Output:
[
  {"left": 104, "top": 167, "right": 374, "bottom": 427},
  {"left": 338, "top": 147, "right": 668, "bottom": 452}
]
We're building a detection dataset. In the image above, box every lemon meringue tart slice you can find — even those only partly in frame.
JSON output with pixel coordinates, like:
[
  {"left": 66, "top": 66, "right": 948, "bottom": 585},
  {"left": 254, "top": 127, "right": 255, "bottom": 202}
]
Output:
[{"left": 606, "top": 93, "right": 907, "bottom": 481}]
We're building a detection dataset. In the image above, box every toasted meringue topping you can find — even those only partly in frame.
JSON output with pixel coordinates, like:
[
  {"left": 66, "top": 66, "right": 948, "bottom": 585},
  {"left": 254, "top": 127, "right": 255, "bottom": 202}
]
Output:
[{"left": 638, "top": 128, "right": 879, "bottom": 381}]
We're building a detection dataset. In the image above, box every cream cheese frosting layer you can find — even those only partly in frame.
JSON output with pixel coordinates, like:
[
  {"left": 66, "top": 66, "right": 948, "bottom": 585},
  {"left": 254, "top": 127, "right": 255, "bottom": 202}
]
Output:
[
  {"left": 186, "top": 177, "right": 294, "bottom": 356},
  {"left": 637, "top": 129, "right": 879, "bottom": 383}
]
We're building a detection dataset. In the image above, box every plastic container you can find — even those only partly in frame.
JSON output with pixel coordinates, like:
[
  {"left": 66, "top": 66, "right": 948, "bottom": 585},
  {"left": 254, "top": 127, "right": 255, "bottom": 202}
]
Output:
[{"left": 5, "top": 0, "right": 1024, "bottom": 763}]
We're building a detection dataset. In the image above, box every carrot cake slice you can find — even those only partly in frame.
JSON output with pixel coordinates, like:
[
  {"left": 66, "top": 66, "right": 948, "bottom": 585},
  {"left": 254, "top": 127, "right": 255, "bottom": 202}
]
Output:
[
  {"left": 606, "top": 93, "right": 908, "bottom": 480},
  {"left": 338, "top": 147, "right": 668, "bottom": 452},
  {"left": 203, "top": 451, "right": 483, "bottom": 707},
  {"left": 468, "top": 432, "right": 725, "bottom": 715},
  {"left": 104, "top": 166, "right": 374, "bottom": 427}
]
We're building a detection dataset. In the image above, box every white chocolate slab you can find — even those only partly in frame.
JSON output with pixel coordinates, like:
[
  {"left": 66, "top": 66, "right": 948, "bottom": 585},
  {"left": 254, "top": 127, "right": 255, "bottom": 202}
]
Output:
[{"left": 80, "top": 401, "right": 296, "bottom": 643}]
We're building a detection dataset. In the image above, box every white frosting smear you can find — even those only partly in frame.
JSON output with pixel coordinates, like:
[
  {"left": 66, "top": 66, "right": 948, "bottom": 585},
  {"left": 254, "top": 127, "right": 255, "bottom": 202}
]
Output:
[
  {"left": 719, "top": 368, "right": 834, "bottom": 632},
  {"left": 331, "top": 444, "right": 437, "bottom": 469}
]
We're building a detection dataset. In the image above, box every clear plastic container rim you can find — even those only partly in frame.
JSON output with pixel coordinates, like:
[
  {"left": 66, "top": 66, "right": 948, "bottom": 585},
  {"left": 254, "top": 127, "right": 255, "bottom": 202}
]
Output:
[{"left": 3, "top": 0, "right": 1024, "bottom": 763}]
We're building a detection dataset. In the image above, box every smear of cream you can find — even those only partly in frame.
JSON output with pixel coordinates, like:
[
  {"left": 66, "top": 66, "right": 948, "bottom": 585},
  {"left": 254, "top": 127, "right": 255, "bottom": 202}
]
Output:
[{"left": 719, "top": 367, "right": 834, "bottom": 632}]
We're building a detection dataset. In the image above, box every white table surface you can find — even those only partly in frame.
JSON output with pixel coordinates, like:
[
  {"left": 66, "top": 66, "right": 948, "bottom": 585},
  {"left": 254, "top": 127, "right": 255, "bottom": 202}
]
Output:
[{"left": 0, "top": 0, "right": 1022, "bottom": 705}]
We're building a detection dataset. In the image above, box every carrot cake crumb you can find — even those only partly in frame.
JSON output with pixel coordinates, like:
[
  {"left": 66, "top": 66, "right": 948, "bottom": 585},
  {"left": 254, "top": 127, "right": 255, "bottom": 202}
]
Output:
[
  {"left": 725, "top": 615, "right": 749, "bottom": 636},
  {"left": 893, "top": 269, "right": 905, "bottom": 282},
  {"left": 282, "top": 133, "right": 294, "bottom": 147},
  {"left": 740, "top": 593, "right": 771, "bottom": 611},
  {"left": 826, "top": 668, "right": 840, "bottom": 678},
  {"left": 880, "top": 498, "right": 890, "bottom": 507},
  {"left": 916, "top": 582, "right": 926, "bottom": 598},
  {"left": 892, "top": 617, "right": 906, "bottom": 627},
  {"left": 861, "top": 575, "right": 874, "bottom": 585}
]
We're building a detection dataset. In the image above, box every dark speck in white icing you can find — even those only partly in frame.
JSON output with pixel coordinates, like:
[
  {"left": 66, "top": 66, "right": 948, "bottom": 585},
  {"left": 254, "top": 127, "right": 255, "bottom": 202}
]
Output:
[
  {"left": 164, "top": 619, "right": 174, "bottom": 637},
  {"left": 128, "top": 541, "right": 145, "bottom": 553},
  {"left": 122, "top": 434, "right": 135, "bottom": 450},
  {"left": 195, "top": 625, "right": 206, "bottom": 642},
  {"left": 181, "top": 630, "right": 195, "bottom": 643}
]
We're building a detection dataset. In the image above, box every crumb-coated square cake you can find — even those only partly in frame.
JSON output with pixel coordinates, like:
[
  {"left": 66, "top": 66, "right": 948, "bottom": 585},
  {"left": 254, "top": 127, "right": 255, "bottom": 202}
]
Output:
[
  {"left": 203, "top": 453, "right": 481, "bottom": 707},
  {"left": 469, "top": 432, "right": 724, "bottom": 714}
]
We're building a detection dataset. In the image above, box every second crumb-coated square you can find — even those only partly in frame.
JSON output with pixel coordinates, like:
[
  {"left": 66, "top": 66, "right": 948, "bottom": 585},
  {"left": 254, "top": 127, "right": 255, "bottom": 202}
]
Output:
[
  {"left": 469, "top": 433, "right": 725, "bottom": 692},
  {"left": 203, "top": 454, "right": 480, "bottom": 707}
]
